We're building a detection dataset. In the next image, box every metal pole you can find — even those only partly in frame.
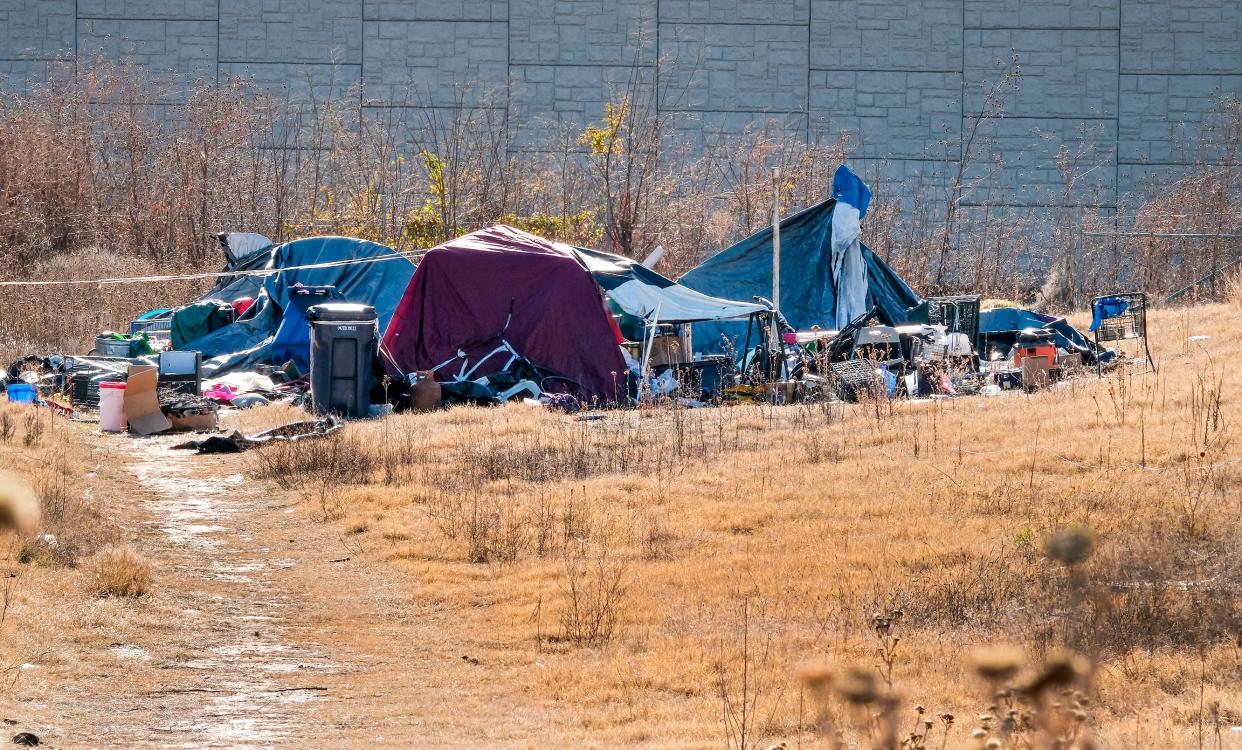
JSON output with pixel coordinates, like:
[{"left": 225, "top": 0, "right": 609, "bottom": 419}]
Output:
[
  {"left": 639, "top": 303, "right": 662, "bottom": 399},
  {"left": 771, "top": 168, "right": 781, "bottom": 380}
]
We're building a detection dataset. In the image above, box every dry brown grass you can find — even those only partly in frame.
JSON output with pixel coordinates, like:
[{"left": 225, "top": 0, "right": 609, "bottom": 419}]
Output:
[
  {"left": 248, "top": 302, "right": 1241, "bottom": 747},
  {"left": 0, "top": 404, "right": 107, "bottom": 567},
  {"left": 85, "top": 547, "right": 152, "bottom": 599}
]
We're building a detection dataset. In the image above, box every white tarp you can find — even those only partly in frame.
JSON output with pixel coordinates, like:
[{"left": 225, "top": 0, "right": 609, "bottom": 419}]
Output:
[
  {"left": 829, "top": 166, "right": 873, "bottom": 329},
  {"left": 605, "top": 278, "right": 767, "bottom": 322}
]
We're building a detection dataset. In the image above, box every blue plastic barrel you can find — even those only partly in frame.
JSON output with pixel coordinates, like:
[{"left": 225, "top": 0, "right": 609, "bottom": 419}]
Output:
[{"left": 5, "top": 383, "right": 37, "bottom": 404}]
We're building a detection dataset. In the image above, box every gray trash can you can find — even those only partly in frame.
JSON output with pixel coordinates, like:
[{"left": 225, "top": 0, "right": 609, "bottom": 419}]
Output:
[{"left": 306, "top": 303, "right": 378, "bottom": 418}]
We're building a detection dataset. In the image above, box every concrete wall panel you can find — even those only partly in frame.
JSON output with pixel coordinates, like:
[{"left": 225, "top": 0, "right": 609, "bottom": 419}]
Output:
[
  {"left": 219, "top": 0, "right": 361, "bottom": 64},
  {"left": 964, "top": 28, "right": 1119, "bottom": 118},
  {"left": 0, "top": 0, "right": 75, "bottom": 59},
  {"left": 362, "top": 20, "right": 508, "bottom": 107},
  {"left": 659, "top": 22, "right": 808, "bottom": 112},
  {"left": 77, "top": 18, "right": 218, "bottom": 84},
  {"left": 811, "top": 0, "right": 962, "bottom": 72},
  {"left": 810, "top": 69, "right": 962, "bottom": 160},
  {"left": 964, "top": 0, "right": 1119, "bottom": 30},
  {"left": 510, "top": 0, "right": 655, "bottom": 65}
]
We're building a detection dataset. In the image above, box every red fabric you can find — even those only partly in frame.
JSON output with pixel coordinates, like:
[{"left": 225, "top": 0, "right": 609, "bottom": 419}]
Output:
[
  {"left": 606, "top": 309, "right": 624, "bottom": 344},
  {"left": 231, "top": 297, "right": 255, "bottom": 316},
  {"left": 381, "top": 225, "right": 627, "bottom": 403}
]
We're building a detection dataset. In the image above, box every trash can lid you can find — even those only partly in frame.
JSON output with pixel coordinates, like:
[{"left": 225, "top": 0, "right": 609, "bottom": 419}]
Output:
[{"left": 306, "top": 303, "right": 377, "bottom": 323}]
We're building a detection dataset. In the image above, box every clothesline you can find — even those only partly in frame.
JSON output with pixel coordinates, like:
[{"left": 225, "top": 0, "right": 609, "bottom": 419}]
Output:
[{"left": 0, "top": 250, "right": 427, "bottom": 288}]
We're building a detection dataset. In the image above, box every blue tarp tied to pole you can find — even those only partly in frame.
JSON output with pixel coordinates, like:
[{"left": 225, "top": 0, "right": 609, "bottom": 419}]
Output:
[
  {"left": 678, "top": 198, "right": 926, "bottom": 355},
  {"left": 178, "top": 236, "right": 416, "bottom": 376}
]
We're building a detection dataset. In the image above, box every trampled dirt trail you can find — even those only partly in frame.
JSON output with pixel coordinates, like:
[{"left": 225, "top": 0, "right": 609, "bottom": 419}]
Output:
[{"left": 5, "top": 433, "right": 576, "bottom": 749}]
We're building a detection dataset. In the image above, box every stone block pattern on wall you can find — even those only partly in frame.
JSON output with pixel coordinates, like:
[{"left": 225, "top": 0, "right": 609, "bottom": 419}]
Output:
[
  {"left": 810, "top": 70, "right": 962, "bottom": 160},
  {"left": 362, "top": 20, "right": 508, "bottom": 107},
  {"left": 811, "top": 0, "right": 963, "bottom": 72},
  {"left": 0, "top": 0, "right": 75, "bottom": 59},
  {"left": 77, "top": 18, "right": 218, "bottom": 85},
  {"left": 78, "top": 0, "right": 219, "bottom": 20},
  {"left": 964, "top": 28, "right": 1120, "bottom": 118},
  {"left": 963, "top": 116, "right": 1118, "bottom": 205},
  {"left": 964, "top": 0, "right": 1119, "bottom": 30},
  {"left": 659, "top": 22, "right": 808, "bottom": 112},
  {"left": 363, "top": 0, "right": 507, "bottom": 21},
  {"left": 509, "top": 63, "right": 657, "bottom": 149},
  {"left": 1120, "top": 0, "right": 1239, "bottom": 74},
  {"left": 220, "top": 0, "right": 362, "bottom": 64},
  {"left": 510, "top": 0, "right": 656, "bottom": 66},
  {"left": 0, "top": 0, "right": 1238, "bottom": 215},
  {"left": 660, "top": 0, "right": 810, "bottom": 25}
]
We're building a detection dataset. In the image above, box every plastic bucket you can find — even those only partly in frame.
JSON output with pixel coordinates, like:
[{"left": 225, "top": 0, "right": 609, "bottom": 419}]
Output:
[
  {"left": 98, "top": 381, "right": 127, "bottom": 432},
  {"left": 5, "top": 383, "right": 36, "bottom": 404}
]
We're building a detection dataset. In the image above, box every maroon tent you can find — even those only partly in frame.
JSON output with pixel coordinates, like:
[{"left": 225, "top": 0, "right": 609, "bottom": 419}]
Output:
[{"left": 381, "top": 225, "right": 627, "bottom": 403}]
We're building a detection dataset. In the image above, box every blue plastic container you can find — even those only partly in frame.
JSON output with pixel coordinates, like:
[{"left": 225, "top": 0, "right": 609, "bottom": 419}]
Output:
[{"left": 5, "top": 383, "right": 37, "bottom": 404}]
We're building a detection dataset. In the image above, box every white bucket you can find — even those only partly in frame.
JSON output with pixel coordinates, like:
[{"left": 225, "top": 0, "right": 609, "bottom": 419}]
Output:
[{"left": 99, "top": 381, "right": 127, "bottom": 432}]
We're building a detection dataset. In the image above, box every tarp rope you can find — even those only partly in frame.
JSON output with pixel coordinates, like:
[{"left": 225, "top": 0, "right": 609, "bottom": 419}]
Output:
[{"left": 0, "top": 248, "right": 427, "bottom": 287}]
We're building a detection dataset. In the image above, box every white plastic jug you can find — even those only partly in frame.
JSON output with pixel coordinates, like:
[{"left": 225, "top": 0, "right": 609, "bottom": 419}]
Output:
[{"left": 99, "top": 381, "right": 127, "bottom": 432}]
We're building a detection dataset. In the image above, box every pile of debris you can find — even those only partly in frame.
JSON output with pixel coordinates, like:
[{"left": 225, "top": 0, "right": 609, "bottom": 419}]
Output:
[{"left": 3, "top": 166, "right": 1155, "bottom": 436}]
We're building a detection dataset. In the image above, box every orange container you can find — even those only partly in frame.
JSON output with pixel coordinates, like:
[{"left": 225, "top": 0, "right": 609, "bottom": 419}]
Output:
[{"left": 1014, "top": 344, "right": 1056, "bottom": 368}]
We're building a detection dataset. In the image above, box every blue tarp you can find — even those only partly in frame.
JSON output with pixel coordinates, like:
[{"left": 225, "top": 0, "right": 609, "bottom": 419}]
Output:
[
  {"left": 978, "top": 307, "right": 1114, "bottom": 363},
  {"left": 678, "top": 199, "right": 926, "bottom": 354},
  {"left": 178, "top": 236, "right": 415, "bottom": 376}
]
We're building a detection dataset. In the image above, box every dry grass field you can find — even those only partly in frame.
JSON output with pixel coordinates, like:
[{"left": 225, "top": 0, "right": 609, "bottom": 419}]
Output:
[
  {"left": 238, "top": 301, "right": 1240, "bottom": 748},
  {"left": 0, "top": 301, "right": 1236, "bottom": 748}
]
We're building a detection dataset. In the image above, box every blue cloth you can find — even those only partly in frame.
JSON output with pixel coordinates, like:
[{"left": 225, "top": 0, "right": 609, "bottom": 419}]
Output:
[
  {"left": 1090, "top": 296, "right": 1130, "bottom": 332},
  {"left": 831, "top": 164, "right": 872, "bottom": 219},
  {"left": 679, "top": 199, "right": 925, "bottom": 355}
]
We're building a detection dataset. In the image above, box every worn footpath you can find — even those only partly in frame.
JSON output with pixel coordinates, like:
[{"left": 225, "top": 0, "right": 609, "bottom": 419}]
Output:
[{"left": 2, "top": 430, "right": 577, "bottom": 749}]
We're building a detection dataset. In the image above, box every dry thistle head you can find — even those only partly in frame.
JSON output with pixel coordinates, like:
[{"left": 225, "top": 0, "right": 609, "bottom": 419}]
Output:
[
  {"left": 836, "top": 666, "right": 878, "bottom": 705},
  {"left": 1044, "top": 528, "right": 1094, "bottom": 565},
  {"left": 0, "top": 471, "right": 40, "bottom": 534},
  {"left": 971, "top": 644, "right": 1025, "bottom": 683}
]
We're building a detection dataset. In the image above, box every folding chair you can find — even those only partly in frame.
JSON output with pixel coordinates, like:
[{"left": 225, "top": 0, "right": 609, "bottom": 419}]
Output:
[{"left": 1091, "top": 292, "right": 1155, "bottom": 376}]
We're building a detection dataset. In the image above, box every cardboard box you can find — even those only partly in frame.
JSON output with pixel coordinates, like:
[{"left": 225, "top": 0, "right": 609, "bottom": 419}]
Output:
[{"left": 124, "top": 365, "right": 172, "bottom": 435}]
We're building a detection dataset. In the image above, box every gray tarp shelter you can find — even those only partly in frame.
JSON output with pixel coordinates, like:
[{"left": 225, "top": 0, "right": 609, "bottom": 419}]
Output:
[{"left": 679, "top": 199, "right": 926, "bottom": 354}]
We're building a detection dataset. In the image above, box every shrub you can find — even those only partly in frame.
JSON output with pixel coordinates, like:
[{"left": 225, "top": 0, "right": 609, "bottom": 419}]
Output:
[{"left": 88, "top": 547, "right": 153, "bottom": 598}]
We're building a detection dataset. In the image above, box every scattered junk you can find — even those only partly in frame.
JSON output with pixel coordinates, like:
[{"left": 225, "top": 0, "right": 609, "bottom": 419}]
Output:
[
  {"left": 3, "top": 163, "right": 1157, "bottom": 444},
  {"left": 172, "top": 417, "right": 340, "bottom": 454},
  {"left": 157, "top": 350, "right": 202, "bottom": 396}
]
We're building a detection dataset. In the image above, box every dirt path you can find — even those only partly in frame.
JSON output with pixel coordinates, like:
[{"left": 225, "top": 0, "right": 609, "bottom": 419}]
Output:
[{"left": 3, "top": 432, "right": 577, "bottom": 748}]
